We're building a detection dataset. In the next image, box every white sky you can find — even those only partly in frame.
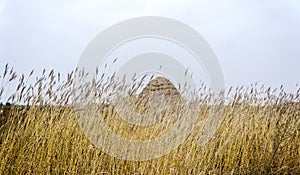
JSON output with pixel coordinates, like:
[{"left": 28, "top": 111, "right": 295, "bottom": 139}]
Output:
[{"left": 0, "top": 0, "right": 300, "bottom": 92}]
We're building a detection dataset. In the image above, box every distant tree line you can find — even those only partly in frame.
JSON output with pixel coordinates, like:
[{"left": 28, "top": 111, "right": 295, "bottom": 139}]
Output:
[{"left": 0, "top": 102, "right": 12, "bottom": 106}]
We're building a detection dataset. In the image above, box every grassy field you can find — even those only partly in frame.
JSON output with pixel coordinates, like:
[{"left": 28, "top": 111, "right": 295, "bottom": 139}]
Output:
[{"left": 0, "top": 65, "right": 299, "bottom": 174}]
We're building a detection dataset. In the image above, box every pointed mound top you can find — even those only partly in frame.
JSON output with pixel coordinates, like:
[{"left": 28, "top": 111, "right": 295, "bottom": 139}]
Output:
[
  {"left": 133, "top": 77, "right": 181, "bottom": 114},
  {"left": 139, "top": 77, "right": 180, "bottom": 97}
]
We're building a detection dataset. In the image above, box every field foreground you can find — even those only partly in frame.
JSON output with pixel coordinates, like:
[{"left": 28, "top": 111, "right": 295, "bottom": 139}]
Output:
[{"left": 0, "top": 66, "right": 299, "bottom": 174}]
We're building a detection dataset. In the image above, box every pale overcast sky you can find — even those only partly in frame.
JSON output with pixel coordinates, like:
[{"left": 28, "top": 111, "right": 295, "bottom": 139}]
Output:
[{"left": 0, "top": 0, "right": 299, "bottom": 91}]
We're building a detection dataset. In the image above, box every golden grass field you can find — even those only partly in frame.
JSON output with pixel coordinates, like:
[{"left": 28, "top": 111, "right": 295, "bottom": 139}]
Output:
[{"left": 0, "top": 64, "right": 299, "bottom": 174}]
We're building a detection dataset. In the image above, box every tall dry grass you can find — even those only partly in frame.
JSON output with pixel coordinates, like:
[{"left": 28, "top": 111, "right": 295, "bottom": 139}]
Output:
[{"left": 0, "top": 64, "right": 299, "bottom": 174}]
